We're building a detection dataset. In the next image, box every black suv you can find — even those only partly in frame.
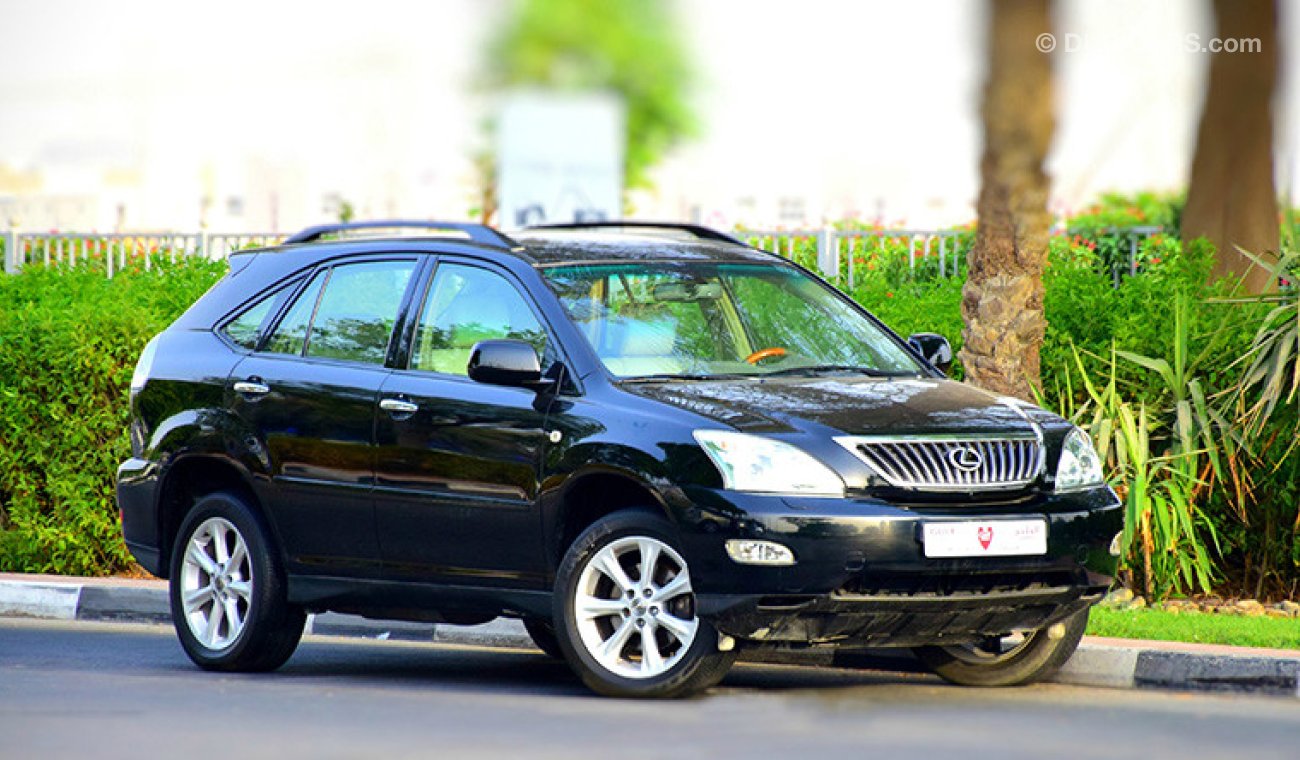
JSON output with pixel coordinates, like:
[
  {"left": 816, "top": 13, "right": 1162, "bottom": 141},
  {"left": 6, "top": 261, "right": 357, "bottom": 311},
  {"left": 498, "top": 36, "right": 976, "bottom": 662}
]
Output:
[{"left": 118, "top": 220, "right": 1121, "bottom": 697}]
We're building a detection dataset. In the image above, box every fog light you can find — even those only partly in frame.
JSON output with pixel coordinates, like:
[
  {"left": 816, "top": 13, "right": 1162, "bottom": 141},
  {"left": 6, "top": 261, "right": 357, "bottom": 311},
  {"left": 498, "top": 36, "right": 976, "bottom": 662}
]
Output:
[
  {"left": 1109, "top": 532, "right": 1123, "bottom": 557},
  {"left": 725, "top": 539, "right": 795, "bottom": 566}
]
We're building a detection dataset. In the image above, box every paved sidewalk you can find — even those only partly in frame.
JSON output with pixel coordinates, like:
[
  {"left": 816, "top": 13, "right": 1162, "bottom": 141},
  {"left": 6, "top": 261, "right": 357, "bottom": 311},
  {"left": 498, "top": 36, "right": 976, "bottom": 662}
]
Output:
[{"left": 3, "top": 572, "right": 1297, "bottom": 697}]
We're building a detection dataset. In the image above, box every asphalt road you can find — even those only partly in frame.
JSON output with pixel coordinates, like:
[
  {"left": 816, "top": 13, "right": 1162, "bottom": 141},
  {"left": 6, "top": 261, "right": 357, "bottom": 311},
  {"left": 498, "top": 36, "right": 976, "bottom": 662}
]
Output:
[{"left": 0, "top": 619, "right": 1295, "bottom": 760}]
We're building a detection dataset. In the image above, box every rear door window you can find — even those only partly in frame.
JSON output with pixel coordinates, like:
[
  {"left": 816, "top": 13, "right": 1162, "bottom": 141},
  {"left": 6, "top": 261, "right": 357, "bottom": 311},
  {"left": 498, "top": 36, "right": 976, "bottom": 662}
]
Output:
[{"left": 263, "top": 260, "right": 417, "bottom": 364}]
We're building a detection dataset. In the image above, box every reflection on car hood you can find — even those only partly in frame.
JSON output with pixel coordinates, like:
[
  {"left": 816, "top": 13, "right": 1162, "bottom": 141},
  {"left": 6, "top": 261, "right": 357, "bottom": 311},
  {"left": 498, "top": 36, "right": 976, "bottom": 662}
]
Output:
[{"left": 627, "top": 375, "right": 1037, "bottom": 437}]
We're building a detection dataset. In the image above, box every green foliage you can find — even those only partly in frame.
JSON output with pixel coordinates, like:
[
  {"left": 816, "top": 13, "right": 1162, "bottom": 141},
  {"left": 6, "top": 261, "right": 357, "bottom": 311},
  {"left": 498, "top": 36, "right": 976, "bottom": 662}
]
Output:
[
  {"left": 1041, "top": 235, "right": 1259, "bottom": 405},
  {"left": 1050, "top": 341, "right": 1220, "bottom": 599},
  {"left": 850, "top": 276, "right": 966, "bottom": 380},
  {"left": 0, "top": 259, "right": 224, "bottom": 575},
  {"left": 483, "top": 0, "right": 696, "bottom": 191},
  {"left": 1068, "top": 191, "right": 1184, "bottom": 236},
  {"left": 1087, "top": 606, "right": 1300, "bottom": 650}
]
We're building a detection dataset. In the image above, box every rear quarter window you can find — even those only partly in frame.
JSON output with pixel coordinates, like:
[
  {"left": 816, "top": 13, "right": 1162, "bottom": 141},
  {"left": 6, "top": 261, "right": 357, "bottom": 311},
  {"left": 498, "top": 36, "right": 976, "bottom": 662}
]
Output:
[{"left": 220, "top": 279, "right": 301, "bottom": 350}]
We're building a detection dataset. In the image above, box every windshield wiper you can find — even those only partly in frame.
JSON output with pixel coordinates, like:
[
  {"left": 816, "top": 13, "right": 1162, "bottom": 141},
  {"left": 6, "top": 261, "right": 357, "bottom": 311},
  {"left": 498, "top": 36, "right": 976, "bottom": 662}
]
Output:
[
  {"left": 620, "top": 372, "right": 753, "bottom": 384},
  {"left": 761, "top": 365, "right": 915, "bottom": 378}
]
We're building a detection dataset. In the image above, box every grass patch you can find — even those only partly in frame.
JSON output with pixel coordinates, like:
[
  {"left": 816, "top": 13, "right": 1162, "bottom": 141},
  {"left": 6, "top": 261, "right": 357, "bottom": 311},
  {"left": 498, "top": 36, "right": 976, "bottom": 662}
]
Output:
[{"left": 1087, "top": 606, "right": 1300, "bottom": 650}]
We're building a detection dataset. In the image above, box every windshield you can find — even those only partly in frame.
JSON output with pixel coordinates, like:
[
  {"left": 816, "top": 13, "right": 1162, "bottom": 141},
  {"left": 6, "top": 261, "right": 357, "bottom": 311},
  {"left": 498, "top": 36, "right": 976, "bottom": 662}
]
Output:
[{"left": 540, "top": 261, "right": 924, "bottom": 379}]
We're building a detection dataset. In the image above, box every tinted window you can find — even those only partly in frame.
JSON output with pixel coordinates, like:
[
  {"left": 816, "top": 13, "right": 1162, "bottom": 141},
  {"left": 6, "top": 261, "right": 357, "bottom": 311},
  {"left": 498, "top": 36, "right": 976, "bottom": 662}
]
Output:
[
  {"left": 222, "top": 280, "right": 299, "bottom": 350},
  {"left": 304, "top": 261, "right": 416, "bottom": 364},
  {"left": 265, "top": 271, "right": 327, "bottom": 356},
  {"left": 411, "top": 263, "right": 547, "bottom": 375}
]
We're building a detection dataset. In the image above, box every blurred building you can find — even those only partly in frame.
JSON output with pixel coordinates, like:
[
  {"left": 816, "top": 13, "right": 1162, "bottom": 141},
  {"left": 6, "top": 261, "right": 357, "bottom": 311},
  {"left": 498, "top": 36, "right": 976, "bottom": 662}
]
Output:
[{"left": 0, "top": 0, "right": 1296, "bottom": 233}]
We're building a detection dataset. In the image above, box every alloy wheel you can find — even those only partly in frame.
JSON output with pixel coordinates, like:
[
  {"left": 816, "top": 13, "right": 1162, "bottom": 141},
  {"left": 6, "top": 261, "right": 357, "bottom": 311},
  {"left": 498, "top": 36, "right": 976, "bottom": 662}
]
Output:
[
  {"left": 179, "top": 517, "right": 253, "bottom": 651},
  {"left": 573, "top": 535, "right": 698, "bottom": 679}
]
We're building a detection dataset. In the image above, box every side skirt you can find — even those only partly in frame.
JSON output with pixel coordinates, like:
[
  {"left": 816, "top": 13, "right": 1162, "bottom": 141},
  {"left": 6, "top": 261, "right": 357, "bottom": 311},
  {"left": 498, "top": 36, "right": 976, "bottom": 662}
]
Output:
[{"left": 287, "top": 575, "right": 553, "bottom": 623}]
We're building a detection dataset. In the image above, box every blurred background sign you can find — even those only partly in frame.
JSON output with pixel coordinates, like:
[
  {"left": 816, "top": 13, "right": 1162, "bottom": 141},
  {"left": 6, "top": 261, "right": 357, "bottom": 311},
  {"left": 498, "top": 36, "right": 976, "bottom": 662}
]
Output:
[{"left": 496, "top": 91, "right": 625, "bottom": 229}]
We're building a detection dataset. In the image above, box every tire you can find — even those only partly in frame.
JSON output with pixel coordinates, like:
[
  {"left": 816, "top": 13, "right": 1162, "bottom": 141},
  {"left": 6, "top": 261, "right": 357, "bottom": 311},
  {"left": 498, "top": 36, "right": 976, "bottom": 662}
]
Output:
[
  {"left": 522, "top": 617, "right": 565, "bottom": 660},
  {"left": 169, "top": 491, "right": 306, "bottom": 672},
  {"left": 912, "top": 607, "right": 1089, "bottom": 687},
  {"left": 552, "top": 508, "right": 736, "bottom": 698}
]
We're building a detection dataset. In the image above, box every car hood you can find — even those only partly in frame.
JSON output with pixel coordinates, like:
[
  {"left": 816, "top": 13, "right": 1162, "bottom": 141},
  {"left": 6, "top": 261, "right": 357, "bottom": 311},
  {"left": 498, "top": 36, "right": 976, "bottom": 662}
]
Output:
[{"left": 626, "top": 375, "right": 1038, "bottom": 438}]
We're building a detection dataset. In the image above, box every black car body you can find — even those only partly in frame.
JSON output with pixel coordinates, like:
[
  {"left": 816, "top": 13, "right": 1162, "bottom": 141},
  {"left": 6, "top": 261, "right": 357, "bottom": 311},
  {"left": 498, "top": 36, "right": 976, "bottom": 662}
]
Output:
[{"left": 118, "top": 221, "right": 1122, "bottom": 697}]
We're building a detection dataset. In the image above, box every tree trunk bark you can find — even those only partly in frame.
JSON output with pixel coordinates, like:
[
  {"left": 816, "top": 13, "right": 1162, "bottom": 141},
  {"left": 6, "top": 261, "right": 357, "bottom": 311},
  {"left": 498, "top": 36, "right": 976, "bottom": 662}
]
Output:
[
  {"left": 1182, "top": 0, "right": 1279, "bottom": 293},
  {"left": 960, "top": 0, "right": 1055, "bottom": 400}
]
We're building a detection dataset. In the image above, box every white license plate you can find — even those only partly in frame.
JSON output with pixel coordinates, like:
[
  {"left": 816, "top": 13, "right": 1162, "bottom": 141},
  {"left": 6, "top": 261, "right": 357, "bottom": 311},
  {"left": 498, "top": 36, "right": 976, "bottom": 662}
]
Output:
[{"left": 921, "top": 519, "right": 1047, "bottom": 558}]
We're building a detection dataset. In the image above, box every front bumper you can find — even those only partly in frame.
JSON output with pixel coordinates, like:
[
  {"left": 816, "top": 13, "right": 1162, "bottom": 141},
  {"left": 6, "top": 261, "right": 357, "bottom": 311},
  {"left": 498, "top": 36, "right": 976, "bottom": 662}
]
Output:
[{"left": 675, "top": 485, "right": 1122, "bottom": 646}]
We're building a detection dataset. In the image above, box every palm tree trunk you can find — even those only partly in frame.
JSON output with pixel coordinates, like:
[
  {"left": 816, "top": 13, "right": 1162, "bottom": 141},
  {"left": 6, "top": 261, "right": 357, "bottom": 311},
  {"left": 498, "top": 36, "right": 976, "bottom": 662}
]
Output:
[
  {"left": 1182, "top": 0, "right": 1279, "bottom": 294},
  {"left": 960, "top": 0, "right": 1055, "bottom": 400}
]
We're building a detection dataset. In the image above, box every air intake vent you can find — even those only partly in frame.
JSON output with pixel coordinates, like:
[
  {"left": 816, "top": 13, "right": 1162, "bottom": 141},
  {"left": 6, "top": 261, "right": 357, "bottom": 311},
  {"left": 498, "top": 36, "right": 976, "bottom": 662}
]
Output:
[{"left": 834, "top": 435, "right": 1042, "bottom": 492}]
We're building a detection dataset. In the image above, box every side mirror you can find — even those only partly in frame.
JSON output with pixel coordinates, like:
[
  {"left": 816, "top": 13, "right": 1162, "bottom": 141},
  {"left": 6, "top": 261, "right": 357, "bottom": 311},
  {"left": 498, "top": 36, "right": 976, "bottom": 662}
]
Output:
[
  {"left": 907, "top": 332, "right": 953, "bottom": 375},
  {"left": 467, "top": 339, "right": 548, "bottom": 388}
]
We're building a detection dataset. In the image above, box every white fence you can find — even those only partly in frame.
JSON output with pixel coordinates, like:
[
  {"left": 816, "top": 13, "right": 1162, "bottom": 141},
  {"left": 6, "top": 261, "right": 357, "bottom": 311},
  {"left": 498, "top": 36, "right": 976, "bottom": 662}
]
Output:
[
  {"left": 2, "top": 225, "right": 1163, "bottom": 284},
  {"left": 741, "top": 228, "right": 973, "bottom": 289},
  {"left": 1, "top": 231, "right": 285, "bottom": 277},
  {"left": 743, "top": 225, "right": 1164, "bottom": 285}
]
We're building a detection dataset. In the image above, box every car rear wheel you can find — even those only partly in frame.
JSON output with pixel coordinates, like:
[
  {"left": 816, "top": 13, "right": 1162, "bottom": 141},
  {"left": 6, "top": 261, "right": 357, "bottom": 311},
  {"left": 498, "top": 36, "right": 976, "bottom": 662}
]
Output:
[
  {"left": 169, "top": 491, "right": 305, "bottom": 672},
  {"left": 912, "top": 607, "right": 1089, "bottom": 687},
  {"left": 553, "top": 509, "right": 736, "bottom": 698}
]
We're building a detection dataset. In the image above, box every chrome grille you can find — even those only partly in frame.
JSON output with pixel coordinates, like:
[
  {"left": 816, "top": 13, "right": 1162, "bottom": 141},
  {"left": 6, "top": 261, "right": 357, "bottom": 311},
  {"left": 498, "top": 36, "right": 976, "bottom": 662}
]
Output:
[{"left": 834, "top": 435, "right": 1043, "bottom": 492}]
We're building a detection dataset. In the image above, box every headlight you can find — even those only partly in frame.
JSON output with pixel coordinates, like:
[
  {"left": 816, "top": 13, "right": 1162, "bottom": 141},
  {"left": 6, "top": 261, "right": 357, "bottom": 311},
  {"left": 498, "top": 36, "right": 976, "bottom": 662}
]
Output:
[
  {"left": 693, "top": 430, "right": 844, "bottom": 496},
  {"left": 1055, "top": 427, "right": 1104, "bottom": 491}
]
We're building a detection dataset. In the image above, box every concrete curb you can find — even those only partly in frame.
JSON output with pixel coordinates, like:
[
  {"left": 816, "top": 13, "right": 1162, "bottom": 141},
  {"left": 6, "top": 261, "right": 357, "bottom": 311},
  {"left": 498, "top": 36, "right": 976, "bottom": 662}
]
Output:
[{"left": 3, "top": 576, "right": 1297, "bottom": 697}]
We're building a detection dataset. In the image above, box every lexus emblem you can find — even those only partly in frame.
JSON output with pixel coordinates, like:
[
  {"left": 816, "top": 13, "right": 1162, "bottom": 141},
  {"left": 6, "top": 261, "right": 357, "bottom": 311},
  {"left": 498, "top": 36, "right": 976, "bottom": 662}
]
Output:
[{"left": 948, "top": 446, "right": 983, "bottom": 473}]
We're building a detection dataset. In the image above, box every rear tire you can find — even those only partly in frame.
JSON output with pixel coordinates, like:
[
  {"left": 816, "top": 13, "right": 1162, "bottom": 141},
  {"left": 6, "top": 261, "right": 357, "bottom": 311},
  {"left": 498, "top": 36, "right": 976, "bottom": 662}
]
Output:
[
  {"left": 553, "top": 509, "right": 736, "bottom": 698},
  {"left": 912, "top": 607, "right": 1089, "bottom": 687},
  {"left": 169, "top": 491, "right": 305, "bottom": 672}
]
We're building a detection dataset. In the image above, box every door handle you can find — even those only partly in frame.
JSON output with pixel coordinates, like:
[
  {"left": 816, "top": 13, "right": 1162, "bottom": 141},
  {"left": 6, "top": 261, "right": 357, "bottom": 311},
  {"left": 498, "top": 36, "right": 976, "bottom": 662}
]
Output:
[
  {"left": 233, "top": 380, "right": 270, "bottom": 396},
  {"left": 379, "top": 398, "right": 419, "bottom": 414}
]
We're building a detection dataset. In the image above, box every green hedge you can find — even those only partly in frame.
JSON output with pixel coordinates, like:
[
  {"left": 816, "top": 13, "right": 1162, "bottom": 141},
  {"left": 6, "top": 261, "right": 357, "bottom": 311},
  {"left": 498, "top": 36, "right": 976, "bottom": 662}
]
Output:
[
  {"left": 0, "top": 208, "right": 1292, "bottom": 596},
  {"left": 0, "top": 260, "right": 224, "bottom": 574}
]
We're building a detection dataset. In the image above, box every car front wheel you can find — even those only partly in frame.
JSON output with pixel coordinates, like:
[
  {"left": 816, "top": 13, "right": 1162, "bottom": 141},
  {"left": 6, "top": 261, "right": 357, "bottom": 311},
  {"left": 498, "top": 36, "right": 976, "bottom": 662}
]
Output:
[
  {"left": 553, "top": 509, "right": 735, "bottom": 698},
  {"left": 522, "top": 617, "right": 565, "bottom": 660},
  {"left": 169, "top": 491, "right": 305, "bottom": 672},
  {"left": 912, "top": 607, "right": 1089, "bottom": 687}
]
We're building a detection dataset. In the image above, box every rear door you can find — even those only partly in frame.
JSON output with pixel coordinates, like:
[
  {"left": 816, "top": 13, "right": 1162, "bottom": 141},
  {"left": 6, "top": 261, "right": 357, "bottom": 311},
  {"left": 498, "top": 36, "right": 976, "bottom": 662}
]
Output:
[
  {"left": 229, "top": 256, "right": 420, "bottom": 577},
  {"left": 373, "top": 259, "right": 554, "bottom": 588}
]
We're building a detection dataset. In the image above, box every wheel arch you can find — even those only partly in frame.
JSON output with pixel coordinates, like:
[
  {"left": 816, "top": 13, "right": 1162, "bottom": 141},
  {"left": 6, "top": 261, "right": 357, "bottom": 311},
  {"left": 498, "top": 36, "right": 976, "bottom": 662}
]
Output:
[
  {"left": 155, "top": 454, "right": 272, "bottom": 579},
  {"left": 550, "top": 467, "right": 675, "bottom": 570}
]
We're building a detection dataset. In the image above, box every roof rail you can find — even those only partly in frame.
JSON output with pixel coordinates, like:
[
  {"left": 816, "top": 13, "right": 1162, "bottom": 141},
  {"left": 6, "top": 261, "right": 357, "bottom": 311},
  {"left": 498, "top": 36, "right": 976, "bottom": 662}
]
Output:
[
  {"left": 522, "top": 221, "right": 747, "bottom": 247},
  {"left": 283, "top": 220, "right": 518, "bottom": 248}
]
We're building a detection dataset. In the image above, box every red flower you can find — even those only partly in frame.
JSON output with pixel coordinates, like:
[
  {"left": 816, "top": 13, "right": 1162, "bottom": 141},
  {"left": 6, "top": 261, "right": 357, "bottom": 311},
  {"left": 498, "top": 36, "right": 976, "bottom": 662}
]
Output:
[
  {"left": 885, "top": 292, "right": 894, "bottom": 298},
  {"left": 1151, "top": 257, "right": 1162, "bottom": 264}
]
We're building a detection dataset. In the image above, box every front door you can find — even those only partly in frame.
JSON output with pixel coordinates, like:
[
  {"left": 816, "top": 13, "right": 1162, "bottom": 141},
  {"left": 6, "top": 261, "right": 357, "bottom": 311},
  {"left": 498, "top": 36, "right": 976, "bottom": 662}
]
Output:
[
  {"left": 374, "top": 260, "right": 553, "bottom": 587},
  {"left": 229, "top": 257, "right": 419, "bottom": 576}
]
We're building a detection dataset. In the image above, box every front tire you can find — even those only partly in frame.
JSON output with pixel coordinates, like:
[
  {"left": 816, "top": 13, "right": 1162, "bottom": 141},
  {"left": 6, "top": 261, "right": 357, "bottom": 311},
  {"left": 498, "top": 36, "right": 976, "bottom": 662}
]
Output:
[
  {"left": 169, "top": 491, "right": 305, "bottom": 672},
  {"left": 912, "top": 607, "right": 1089, "bottom": 687},
  {"left": 553, "top": 509, "right": 736, "bottom": 698},
  {"left": 523, "top": 617, "right": 564, "bottom": 660}
]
